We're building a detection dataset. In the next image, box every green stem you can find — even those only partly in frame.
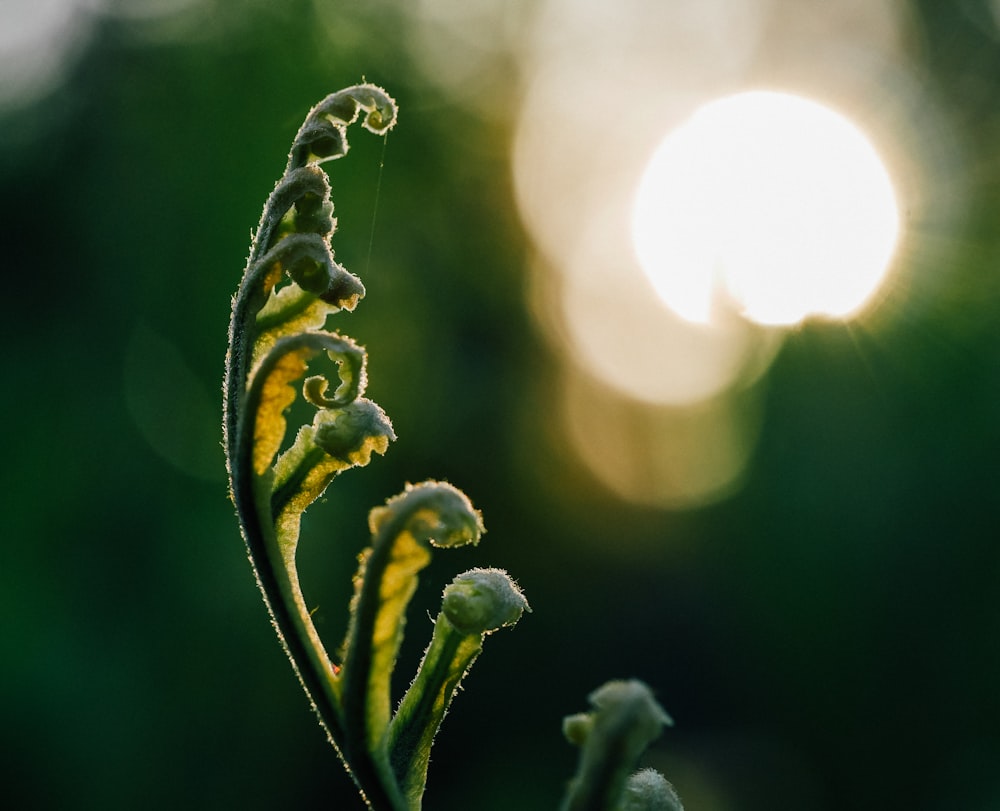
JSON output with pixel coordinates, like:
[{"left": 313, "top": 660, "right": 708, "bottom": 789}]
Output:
[
  {"left": 388, "top": 615, "right": 483, "bottom": 808},
  {"left": 339, "top": 502, "right": 436, "bottom": 797},
  {"left": 228, "top": 409, "right": 347, "bottom": 749}
]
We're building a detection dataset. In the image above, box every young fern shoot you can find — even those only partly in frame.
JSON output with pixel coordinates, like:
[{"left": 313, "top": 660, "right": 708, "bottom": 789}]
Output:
[
  {"left": 223, "top": 84, "right": 526, "bottom": 810},
  {"left": 223, "top": 84, "right": 681, "bottom": 811}
]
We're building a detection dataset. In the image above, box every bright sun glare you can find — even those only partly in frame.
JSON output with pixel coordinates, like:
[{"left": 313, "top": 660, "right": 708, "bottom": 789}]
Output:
[{"left": 632, "top": 91, "right": 901, "bottom": 326}]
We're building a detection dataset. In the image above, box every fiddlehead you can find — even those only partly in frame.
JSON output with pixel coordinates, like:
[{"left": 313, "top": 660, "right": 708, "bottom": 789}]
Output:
[
  {"left": 223, "top": 85, "right": 527, "bottom": 810},
  {"left": 560, "top": 681, "right": 683, "bottom": 811}
]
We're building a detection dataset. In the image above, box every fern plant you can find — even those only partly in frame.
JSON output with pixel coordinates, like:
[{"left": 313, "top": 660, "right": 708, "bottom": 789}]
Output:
[{"left": 223, "top": 83, "right": 682, "bottom": 811}]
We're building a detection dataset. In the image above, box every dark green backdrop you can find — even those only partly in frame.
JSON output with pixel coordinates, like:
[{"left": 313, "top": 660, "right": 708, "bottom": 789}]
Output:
[{"left": 2, "top": 1, "right": 998, "bottom": 809}]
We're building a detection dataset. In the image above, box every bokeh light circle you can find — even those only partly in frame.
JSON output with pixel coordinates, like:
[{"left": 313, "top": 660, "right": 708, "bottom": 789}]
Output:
[{"left": 632, "top": 91, "right": 901, "bottom": 326}]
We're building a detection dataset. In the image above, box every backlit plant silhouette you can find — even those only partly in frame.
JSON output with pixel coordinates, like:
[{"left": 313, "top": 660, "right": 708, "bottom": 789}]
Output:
[{"left": 222, "top": 83, "right": 682, "bottom": 811}]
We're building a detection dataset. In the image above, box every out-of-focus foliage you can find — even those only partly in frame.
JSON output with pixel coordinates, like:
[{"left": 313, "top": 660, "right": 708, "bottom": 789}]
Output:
[{"left": 1, "top": 1, "right": 999, "bottom": 809}]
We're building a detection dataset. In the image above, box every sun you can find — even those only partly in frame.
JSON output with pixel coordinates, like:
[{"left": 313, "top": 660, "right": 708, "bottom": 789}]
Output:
[{"left": 631, "top": 91, "right": 901, "bottom": 326}]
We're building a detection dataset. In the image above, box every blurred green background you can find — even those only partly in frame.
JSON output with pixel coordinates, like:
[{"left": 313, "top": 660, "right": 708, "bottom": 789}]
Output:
[{"left": 2, "top": 1, "right": 999, "bottom": 809}]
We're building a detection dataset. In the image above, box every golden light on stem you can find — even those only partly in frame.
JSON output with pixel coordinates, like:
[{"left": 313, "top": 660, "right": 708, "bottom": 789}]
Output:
[{"left": 632, "top": 91, "right": 901, "bottom": 327}]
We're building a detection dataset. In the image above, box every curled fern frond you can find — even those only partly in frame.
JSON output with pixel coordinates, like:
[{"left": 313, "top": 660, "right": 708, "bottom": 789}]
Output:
[
  {"left": 389, "top": 566, "right": 529, "bottom": 806},
  {"left": 223, "top": 85, "right": 526, "bottom": 811},
  {"left": 561, "top": 681, "right": 680, "bottom": 811}
]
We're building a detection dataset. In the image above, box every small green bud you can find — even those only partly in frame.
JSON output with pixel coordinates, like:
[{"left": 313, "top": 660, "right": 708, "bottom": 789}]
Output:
[
  {"left": 317, "top": 83, "right": 398, "bottom": 134},
  {"left": 442, "top": 568, "right": 529, "bottom": 636},
  {"left": 562, "top": 713, "right": 594, "bottom": 747},
  {"left": 588, "top": 680, "right": 673, "bottom": 744},
  {"left": 621, "top": 769, "right": 684, "bottom": 811},
  {"left": 364, "top": 103, "right": 396, "bottom": 134},
  {"left": 312, "top": 399, "right": 395, "bottom": 463},
  {"left": 358, "top": 88, "right": 398, "bottom": 133}
]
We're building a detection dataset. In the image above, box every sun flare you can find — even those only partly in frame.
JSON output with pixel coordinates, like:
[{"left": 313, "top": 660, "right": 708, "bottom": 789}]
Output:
[{"left": 632, "top": 91, "right": 900, "bottom": 326}]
